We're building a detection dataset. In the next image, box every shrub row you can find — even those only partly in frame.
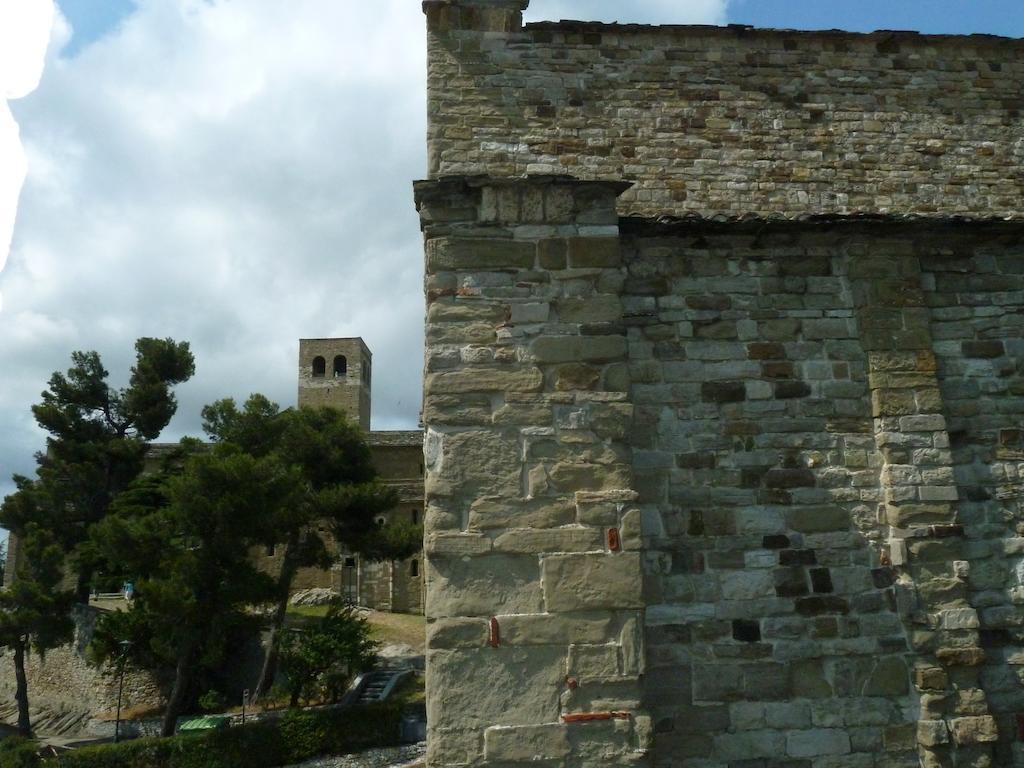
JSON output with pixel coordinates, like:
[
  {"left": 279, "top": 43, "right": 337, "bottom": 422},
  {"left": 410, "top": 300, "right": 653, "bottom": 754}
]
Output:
[{"left": 0, "top": 703, "right": 402, "bottom": 768}]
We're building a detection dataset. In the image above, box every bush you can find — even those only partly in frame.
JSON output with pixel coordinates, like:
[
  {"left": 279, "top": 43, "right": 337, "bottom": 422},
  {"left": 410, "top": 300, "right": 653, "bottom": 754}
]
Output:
[
  {"left": 54, "top": 702, "right": 402, "bottom": 768},
  {"left": 0, "top": 738, "right": 40, "bottom": 768}
]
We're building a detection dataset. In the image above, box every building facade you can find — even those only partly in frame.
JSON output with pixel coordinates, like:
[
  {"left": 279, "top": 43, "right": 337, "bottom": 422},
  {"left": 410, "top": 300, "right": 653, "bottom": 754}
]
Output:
[
  {"left": 255, "top": 337, "right": 425, "bottom": 613},
  {"left": 418, "top": 2, "right": 1024, "bottom": 767}
]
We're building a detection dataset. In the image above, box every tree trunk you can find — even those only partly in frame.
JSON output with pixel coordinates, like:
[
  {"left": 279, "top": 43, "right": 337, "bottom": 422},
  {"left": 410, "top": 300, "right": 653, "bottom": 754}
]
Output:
[
  {"left": 13, "top": 637, "right": 31, "bottom": 737},
  {"left": 161, "top": 645, "right": 193, "bottom": 737},
  {"left": 253, "top": 536, "right": 300, "bottom": 701}
]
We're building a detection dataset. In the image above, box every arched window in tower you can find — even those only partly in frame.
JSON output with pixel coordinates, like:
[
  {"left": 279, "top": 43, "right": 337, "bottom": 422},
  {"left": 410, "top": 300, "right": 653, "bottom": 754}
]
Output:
[
  {"left": 410, "top": 559, "right": 419, "bottom": 578},
  {"left": 333, "top": 355, "right": 347, "bottom": 377},
  {"left": 312, "top": 356, "right": 326, "bottom": 377}
]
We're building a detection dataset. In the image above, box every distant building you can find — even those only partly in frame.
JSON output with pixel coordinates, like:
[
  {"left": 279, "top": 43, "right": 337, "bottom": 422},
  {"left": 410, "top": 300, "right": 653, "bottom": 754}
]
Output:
[
  {"left": 5, "top": 337, "right": 425, "bottom": 614},
  {"left": 257, "top": 337, "right": 424, "bottom": 613}
]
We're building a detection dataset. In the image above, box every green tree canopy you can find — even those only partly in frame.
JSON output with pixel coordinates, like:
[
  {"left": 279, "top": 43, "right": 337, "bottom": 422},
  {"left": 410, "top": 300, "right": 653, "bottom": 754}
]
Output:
[
  {"left": 201, "top": 396, "right": 412, "bottom": 697},
  {"left": 1, "top": 338, "right": 195, "bottom": 600},
  {"left": 89, "top": 443, "right": 299, "bottom": 736}
]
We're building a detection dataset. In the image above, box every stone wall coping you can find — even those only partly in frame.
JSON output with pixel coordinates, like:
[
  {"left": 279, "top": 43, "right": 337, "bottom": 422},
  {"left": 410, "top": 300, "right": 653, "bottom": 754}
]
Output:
[
  {"left": 619, "top": 212, "right": 1024, "bottom": 236},
  {"left": 523, "top": 20, "right": 1024, "bottom": 46},
  {"left": 413, "top": 174, "right": 633, "bottom": 207},
  {"left": 367, "top": 430, "right": 424, "bottom": 447}
]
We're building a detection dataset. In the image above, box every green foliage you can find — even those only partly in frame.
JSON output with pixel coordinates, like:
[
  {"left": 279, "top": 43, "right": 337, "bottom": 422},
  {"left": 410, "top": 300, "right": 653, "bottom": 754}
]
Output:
[
  {"left": 88, "top": 445, "right": 298, "bottom": 733},
  {"left": 0, "top": 525, "right": 75, "bottom": 653},
  {"left": 1, "top": 339, "right": 195, "bottom": 596},
  {"left": 54, "top": 703, "right": 402, "bottom": 768},
  {"left": 0, "top": 737, "right": 40, "bottom": 768},
  {"left": 197, "top": 690, "right": 228, "bottom": 713},
  {"left": 278, "top": 603, "right": 378, "bottom": 707}
]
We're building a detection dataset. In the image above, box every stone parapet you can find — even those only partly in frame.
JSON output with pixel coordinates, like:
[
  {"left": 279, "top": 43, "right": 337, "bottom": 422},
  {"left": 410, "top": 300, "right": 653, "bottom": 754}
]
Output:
[{"left": 417, "top": 175, "right": 650, "bottom": 767}]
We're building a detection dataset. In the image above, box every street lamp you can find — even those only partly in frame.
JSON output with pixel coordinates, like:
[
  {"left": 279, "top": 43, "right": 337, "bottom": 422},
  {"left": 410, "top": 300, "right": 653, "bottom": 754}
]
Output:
[{"left": 114, "top": 640, "right": 133, "bottom": 744}]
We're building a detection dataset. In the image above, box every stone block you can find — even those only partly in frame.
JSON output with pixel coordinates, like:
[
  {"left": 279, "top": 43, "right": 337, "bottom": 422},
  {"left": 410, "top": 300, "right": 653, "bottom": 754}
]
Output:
[
  {"left": 568, "top": 237, "right": 621, "bottom": 268},
  {"left": 484, "top": 723, "right": 570, "bottom": 762},
  {"left": 428, "top": 617, "right": 490, "bottom": 649},
  {"left": 468, "top": 497, "right": 575, "bottom": 530},
  {"left": 949, "top": 716, "right": 999, "bottom": 745},
  {"left": 567, "top": 643, "right": 621, "bottom": 679},
  {"left": 701, "top": 381, "right": 746, "bottom": 403},
  {"left": 426, "top": 533, "right": 492, "bottom": 557},
  {"left": 787, "top": 506, "right": 849, "bottom": 533},
  {"left": 787, "top": 728, "right": 851, "bottom": 757},
  {"left": 427, "top": 554, "right": 542, "bottom": 618},
  {"left": 427, "top": 429, "right": 522, "bottom": 498},
  {"left": 917, "top": 719, "right": 950, "bottom": 747},
  {"left": 712, "top": 729, "right": 785, "bottom": 760},
  {"left": 499, "top": 612, "right": 614, "bottom": 646},
  {"left": 426, "top": 237, "right": 536, "bottom": 272},
  {"left": 425, "top": 366, "right": 543, "bottom": 394},
  {"left": 542, "top": 553, "right": 643, "bottom": 611},
  {"left": 493, "top": 527, "right": 604, "bottom": 554},
  {"left": 531, "top": 335, "right": 627, "bottom": 364},
  {"left": 427, "top": 647, "right": 564, "bottom": 731}
]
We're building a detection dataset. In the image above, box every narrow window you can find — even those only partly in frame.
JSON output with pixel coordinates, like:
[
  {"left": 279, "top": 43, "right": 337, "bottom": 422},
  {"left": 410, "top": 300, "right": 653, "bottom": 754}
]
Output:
[
  {"left": 344, "top": 556, "right": 356, "bottom": 568},
  {"left": 312, "top": 356, "right": 326, "bottom": 377},
  {"left": 333, "top": 355, "right": 347, "bottom": 377},
  {"left": 411, "top": 509, "right": 419, "bottom": 525},
  {"left": 265, "top": 544, "right": 275, "bottom": 557},
  {"left": 410, "top": 559, "right": 419, "bottom": 578},
  {"left": 375, "top": 516, "right": 386, "bottom": 528}
]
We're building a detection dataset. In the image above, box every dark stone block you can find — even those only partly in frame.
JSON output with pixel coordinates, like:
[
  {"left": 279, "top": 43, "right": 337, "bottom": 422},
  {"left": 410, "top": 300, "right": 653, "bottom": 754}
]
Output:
[
  {"left": 762, "top": 534, "right": 790, "bottom": 549},
  {"left": 764, "top": 468, "right": 816, "bottom": 488},
  {"left": 871, "top": 567, "right": 897, "bottom": 588},
  {"left": 741, "top": 467, "right": 769, "bottom": 488},
  {"left": 677, "top": 453, "right": 717, "bottom": 469},
  {"left": 774, "top": 381, "right": 812, "bottom": 399},
  {"left": 810, "top": 568, "right": 834, "bottom": 594},
  {"left": 779, "top": 549, "right": 817, "bottom": 566},
  {"left": 761, "top": 361, "right": 795, "bottom": 379},
  {"left": 747, "top": 342, "right": 786, "bottom": 360},
  {"left": 979, "top": 629, "right": 1010, "bottom": 648},
  {"left": 686, "top": 295, "right": 732, "bottom": 311},
  {"left": 795, "top": 596, "right": 850, "bottom": 616},
  {"left": 962, "top": 340, "right": 1004, "bottom": 358},
  {"left": 732, "top": 619, "right": 761, "bottom": 642},
  {"left": 774, "top": 567, "right": 809, "bottom": 597},
  {"left": 702, "top": 381, "right": 746, "bottom": 403}
]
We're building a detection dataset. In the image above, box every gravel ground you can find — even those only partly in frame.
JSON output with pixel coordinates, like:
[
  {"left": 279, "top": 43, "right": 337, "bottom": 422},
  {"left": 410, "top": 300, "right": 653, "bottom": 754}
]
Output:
[{"left": 282, "top": 742, "right": 425, "bottom": 768}]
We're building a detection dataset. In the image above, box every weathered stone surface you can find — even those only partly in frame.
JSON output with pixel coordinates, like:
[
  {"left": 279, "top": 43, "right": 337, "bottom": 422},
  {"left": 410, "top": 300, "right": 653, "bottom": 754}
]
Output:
[
  {"left": 427, "top": 647, "right": 565, "bottom": 730},
  {"left": 498, "top": 612, "right": 615, "bottom": 646},
  {"left": 426, "top": 429, "right": 521, "bottom": 499},
  {"left": 425, "top": 366, "right": 544, "bottom": 394},
  {"left": 542, "top": 553, "right": 643, "bottom": 611},
  {"left": 484, "top": 723, "right": 570, "bottom": 762},
  {"left": 427, "top": 554, "right": 542, "bottom": 618},
  {"left": 492, "top": 526, "right": 604, "bottom": 554},
  {"left": 530, "top": 335, "right": 627, "bottom": 364}
]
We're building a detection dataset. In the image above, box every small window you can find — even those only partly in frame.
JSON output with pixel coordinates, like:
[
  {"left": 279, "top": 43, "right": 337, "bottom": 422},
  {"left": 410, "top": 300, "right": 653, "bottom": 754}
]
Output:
[
  {"left": 410, "top": 559, "right": 419, "bottom": 578},
  {"left": 411, "top": 509, "right": 419, "bottom": 525},
  {"left": 333, "top": 355, "right": 347, "bottom": 377},
  {"left": 343, "top": 557, "right": 356, "bottom": 568},
  {"left": 375, "top": 516, "right": 386, "bottom": 528},
  {"left": 265, "top": 544, "right": 276, "bottom": 557},
  {"left": 312, "top": 356, "right": 326, "bottom": 377}
]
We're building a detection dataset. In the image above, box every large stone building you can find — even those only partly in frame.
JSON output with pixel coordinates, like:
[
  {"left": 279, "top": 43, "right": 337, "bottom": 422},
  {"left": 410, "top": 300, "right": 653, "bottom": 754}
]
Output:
[
  {"left": 417, "top": 2, "right": 1024, "bottom": 767},
  {"left": 256, "top": 337, "right": 425, "bottom": 613}
]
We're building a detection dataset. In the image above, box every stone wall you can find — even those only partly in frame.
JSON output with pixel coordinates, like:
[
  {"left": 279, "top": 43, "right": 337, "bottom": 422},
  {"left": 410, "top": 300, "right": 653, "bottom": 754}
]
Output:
[
  {"left": 417, "top": 173, "right": 1024, "bottom": 767},
  {"left": 418, "top": 3, "right": 1024, "bottom": 767},
  {"left": 425, "top": 1, "right": 1024, "bottom": 218},
  {"left": 0, "top": 606, "right": 163, "bottom": 725}
]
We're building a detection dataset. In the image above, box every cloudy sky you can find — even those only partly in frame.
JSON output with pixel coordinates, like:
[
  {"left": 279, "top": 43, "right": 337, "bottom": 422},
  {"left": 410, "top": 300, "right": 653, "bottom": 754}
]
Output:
[{"left": 1, "top": 0, "right": 1022, "bottom": 504}]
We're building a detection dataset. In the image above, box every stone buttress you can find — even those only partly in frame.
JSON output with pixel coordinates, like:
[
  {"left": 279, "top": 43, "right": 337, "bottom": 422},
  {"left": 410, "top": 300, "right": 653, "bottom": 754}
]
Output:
[{"left": 417, "top": 176, "right": 651, "bottom": 767}]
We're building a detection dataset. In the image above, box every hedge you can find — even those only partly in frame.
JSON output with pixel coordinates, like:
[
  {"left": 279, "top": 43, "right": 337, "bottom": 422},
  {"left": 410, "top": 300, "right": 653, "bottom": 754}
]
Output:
[{"left": 36, "top": 702, "right": 403, "bottom": 768}]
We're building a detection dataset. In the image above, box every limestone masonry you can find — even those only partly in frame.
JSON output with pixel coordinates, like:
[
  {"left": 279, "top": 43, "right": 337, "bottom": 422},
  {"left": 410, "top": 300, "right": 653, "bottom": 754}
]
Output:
[{"left": 416, "top": 2, "right": 1024, "bottom": 767}]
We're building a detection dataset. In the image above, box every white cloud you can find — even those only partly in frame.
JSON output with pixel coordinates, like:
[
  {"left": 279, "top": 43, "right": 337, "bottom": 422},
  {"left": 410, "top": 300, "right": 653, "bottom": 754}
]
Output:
[
  {"left": 0, "top": 0, "right": 57, "bottom": 310},
  {"left": 0, "top": 0, "right": 731, "bottom": 502}
]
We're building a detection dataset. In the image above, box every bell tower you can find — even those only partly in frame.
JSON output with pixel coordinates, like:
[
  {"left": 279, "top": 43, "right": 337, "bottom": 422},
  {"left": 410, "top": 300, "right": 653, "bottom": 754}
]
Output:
[{"left": 297, "top": 337, "right": 371, "bottom": 431}]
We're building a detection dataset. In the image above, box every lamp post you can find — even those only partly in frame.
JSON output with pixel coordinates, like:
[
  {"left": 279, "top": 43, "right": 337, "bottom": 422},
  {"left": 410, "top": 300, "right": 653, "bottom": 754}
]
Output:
[{"left": 114, "top": 640, "right": 133, "bottom": 743}]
